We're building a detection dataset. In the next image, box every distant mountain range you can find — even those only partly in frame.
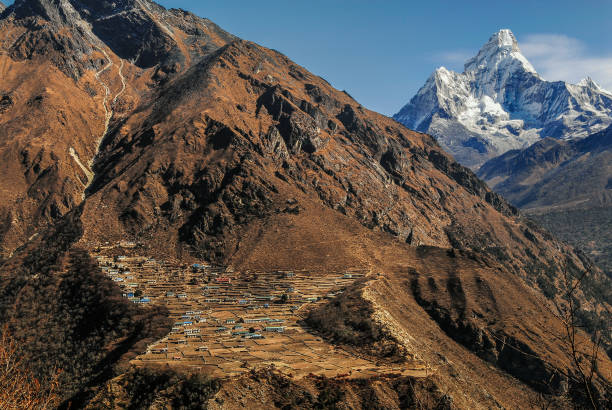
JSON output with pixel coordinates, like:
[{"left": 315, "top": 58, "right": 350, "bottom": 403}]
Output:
[
  {"left": 394, "top": 29, "right": 612, "bottom": 169},
  {"left": 394, "top": 28, "right": 612, "bottom": 282},
  {"left": 477, "top": 124, "right": 612, "bottom": 278},
  {"left": 478, "top": 124, "right": 612, "bottom": 212}
]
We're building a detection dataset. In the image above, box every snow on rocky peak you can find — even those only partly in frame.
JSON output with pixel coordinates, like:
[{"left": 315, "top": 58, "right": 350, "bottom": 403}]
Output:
[
  {"left": 577, "top": 77, "right": 611, "bottom": 94},
  {"left": 394, "top": 29, "right": 612, "bottom": 169},
  {"left": 464, "top": 29, "right": 537, "bottom": 75}
]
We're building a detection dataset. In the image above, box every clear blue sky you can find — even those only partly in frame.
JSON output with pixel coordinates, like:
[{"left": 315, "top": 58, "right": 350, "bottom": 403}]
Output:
[{"left": 5, "top": 1, "right": 612, "bottom": 115}]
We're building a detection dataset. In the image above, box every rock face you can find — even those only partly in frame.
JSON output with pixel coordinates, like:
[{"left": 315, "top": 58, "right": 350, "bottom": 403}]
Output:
[
  {"left": 0, "top": 3, "right": 611, "bottom": 408},
  {"left": 394, "top": 29, "right": 612, "bottom": 169},
  {"left": 4, "top": 0, "right": 235, "bottom": 76}
]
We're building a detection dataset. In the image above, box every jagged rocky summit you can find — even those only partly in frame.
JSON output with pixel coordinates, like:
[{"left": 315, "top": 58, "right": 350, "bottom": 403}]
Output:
[{"left": 394, "top": 29, "right": 612, "bottom": 169}]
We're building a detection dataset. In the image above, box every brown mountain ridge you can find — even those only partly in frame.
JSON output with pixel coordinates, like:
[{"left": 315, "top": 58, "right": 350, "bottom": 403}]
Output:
[{"left": 0, "top": 1, "right": 610, "bottom": 408}]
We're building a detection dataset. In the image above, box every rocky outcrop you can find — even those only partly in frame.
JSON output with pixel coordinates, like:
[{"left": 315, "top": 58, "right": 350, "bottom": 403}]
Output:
[
  {"left": 3, "top": 0, "right": 235, "bottom": 78},
  {"left": 257, "top": 86, "right": 329, "bottom": 154}
]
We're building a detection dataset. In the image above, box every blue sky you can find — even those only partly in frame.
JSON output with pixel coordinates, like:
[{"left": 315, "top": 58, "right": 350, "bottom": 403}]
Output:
[{"left": 5, "top": 1, "right": 612, "bottom": 115}]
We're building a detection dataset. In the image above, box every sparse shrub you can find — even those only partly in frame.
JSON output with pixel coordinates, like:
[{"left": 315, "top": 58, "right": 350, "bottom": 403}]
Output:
[
  {"left": 116, "top": 367, "right": 220, "bottom": 409},
  {"left": 305, "top": 283, "right": 406, "bottom": 362},
  {"left": 0, "top": 326, "right": 61, "bottom": 409},
  {"left": 536, "top": 274, "right": 557, "bottom": 299},
  {"left": 0, "top": 213, "right": 172, "bottom": 405},
  {"left": 314, "top": 379, "right": 345, "bottom": 409}
]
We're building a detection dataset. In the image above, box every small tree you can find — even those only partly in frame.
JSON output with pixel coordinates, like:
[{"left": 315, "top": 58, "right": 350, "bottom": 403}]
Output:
[
  {"left": 0, "top": 326, "right": 61, "bottom": 409},
  {"left": 551, "top": 262, "right": 611, "bottom": 409}
]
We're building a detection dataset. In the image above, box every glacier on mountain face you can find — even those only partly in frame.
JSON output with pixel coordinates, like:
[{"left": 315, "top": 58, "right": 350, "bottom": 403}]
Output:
[{"left": 394, "top": 29, "right": 612, "bottom": 169}]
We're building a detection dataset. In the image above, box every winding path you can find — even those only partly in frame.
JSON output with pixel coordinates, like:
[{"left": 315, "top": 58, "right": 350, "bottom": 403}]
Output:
[
  {"left": 91, "top": 46, "right": 115, "bottom": 167},
  {"left": 113, "top": 59, "right": 127, "bottom": 106},
  {"left": 69, "top": 147, "right": 94, "bottom": 189},
  {"left": 70, "top": 46, "right": 126, "bottom": 200}
]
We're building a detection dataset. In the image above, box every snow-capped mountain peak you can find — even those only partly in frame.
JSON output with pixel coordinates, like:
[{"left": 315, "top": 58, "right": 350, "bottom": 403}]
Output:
[
  {"left": 393, "top": 29, "right": 612, "bottom": 169},
  {"left": 577, "top": 77, "right": 611, "bottom": 94},
  {"left": 464, "top": 29, "right": 537, "bottom": 75}
]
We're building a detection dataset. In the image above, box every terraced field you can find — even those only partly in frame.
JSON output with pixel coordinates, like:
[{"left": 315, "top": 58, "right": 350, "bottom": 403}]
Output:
[{"left": 92, "top": 246, "right": 429, "bottom": 380}]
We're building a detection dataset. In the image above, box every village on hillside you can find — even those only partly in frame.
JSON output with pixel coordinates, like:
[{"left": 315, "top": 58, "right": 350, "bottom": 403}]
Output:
[{"left": 92, "top": 242, "right": 428, "bottom": 379}]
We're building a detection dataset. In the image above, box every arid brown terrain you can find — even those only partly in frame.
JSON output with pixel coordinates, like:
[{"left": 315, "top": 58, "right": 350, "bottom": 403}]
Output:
[{"left": 0, "top": 1, "right": 610, "bottom": 408}]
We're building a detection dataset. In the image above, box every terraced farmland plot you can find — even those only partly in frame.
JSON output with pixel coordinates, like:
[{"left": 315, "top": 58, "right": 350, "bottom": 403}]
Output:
[{"left": 92, "top": 249, "right": 428, "bottom": 379}]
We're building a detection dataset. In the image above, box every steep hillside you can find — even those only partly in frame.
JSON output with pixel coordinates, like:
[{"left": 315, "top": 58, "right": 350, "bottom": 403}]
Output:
[
  {"left": 0, "top": 1, "right": 611, "bottom": 408},
  {"left": 78, "top": 39, "right": 525, "bottom": 261},
  {"left": 530, "top": 207, "right": 612, "bottom": 279},
  {"left": 0, "top": 207, "right": 171, "bottom": 406},
  {"left": 0, "top": 0, "right": 234, "bottom": 259},
  {"left": 394, "top": 29, "right": 612, "bottom": 169},
  {"left": 70, "top": 35, "right": 612, "bottom": 404}
]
